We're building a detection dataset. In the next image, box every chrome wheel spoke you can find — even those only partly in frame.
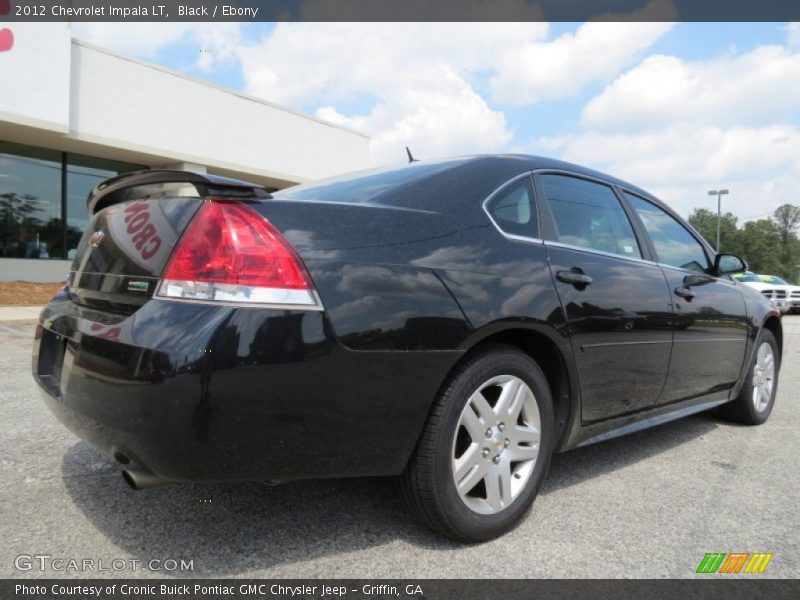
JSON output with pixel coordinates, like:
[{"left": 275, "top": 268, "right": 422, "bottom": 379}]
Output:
[
  {"left": 454, "top": 443, "right": 481, "bottom": 482},
  {"left": 509, "top": 424, "right": 539, "bottom": 445},
  {"left": 456, "top": 457, "right": 488, "bottom": 495},
  {"left": 484, "top": 470, "right": 501, "bottom": 510},
  {"left": 498, "top": 462, "right": 513, "bottom": 507},
  {"left": 484, "top": 464, "right": 513, "bottom": 510},
  {"left": 460, "top": 405, "right": 485, "bottom": 442},
  {"left": 468, "top": 391, "right": 496, "bottom": 426},
  {"left": 495, "top": 377, "right": 524, "bottom": 419},
  {"left": 507, "top": 443, "right": 539, "bottom": 462}
]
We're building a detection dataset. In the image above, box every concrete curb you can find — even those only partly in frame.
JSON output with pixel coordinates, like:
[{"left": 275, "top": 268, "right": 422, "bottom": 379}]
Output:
[{"left": 0, "top": 306, "right": 44, "bottom": 322}]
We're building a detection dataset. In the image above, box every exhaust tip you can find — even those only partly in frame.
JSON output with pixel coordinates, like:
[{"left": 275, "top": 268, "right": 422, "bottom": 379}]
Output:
[
  {"left": 121, "top": 469, "right": 137, "bottom": 489},
  {"left": 122, "top": 468, "right": 172, "bottom": 491}
]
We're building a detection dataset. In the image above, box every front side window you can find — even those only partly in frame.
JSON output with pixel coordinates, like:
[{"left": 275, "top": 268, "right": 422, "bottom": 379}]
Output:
[
  {"left": 486, "top": 177, "right": 538, "bottom": 238},
  {"left": 624, "top": 193, "right": 709, "bottom": 273},
  {"left": 540, "top": 174, "right": 641, "bottom": 258}
]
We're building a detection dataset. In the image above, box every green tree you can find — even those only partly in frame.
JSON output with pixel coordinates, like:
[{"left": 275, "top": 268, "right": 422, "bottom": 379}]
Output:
[
  {"left": 0, "top": 193, "right": 42, "bottom": 257},
  {"left": 772, "top": 204, "right": 800, "bottom": 283},
  {"left": 773, "top": 204, "right": 800, "bottom": 243},
  {"left": 688, "top": 208, "right": 743, "bottom": 255},
  {"left": 0, "top": 192, "right": 41, "bottom": 223},
  {"left": 741, "top": 219, "right": 783, "bottom": 275}
]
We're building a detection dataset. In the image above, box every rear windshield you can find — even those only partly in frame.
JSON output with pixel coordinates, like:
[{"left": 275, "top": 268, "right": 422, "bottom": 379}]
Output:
[{"left": 274, "top": 158, "right": 472, "bottom": 204}]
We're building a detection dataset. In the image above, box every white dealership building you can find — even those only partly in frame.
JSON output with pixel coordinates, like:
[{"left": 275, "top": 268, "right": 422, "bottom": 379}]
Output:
[{"left": 0, "top": 24, "right": 370, "bottom": 282}]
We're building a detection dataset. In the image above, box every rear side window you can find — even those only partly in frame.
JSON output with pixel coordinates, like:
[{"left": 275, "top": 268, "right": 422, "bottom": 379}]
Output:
[
  {"left": 486, "top": 177, "right": 538, "bottom": 238},
  {"left": 540, "top": 174, "right": 641, "bottom": 258},
  {"left": 624, "top": 193, "right": 709, "bottom": 273}
]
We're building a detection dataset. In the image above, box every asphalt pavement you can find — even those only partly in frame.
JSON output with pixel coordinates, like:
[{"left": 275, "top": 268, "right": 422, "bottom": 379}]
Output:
[{"left": 1, "top": 317, "right": 798, "bottom": 578}]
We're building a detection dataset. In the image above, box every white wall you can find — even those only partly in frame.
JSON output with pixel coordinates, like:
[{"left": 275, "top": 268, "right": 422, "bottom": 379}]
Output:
[
  {"left": 0, "top": 24, "right": 72, "bottom": 132},
  {"left": 69, "top": 41, "right": 370, "bottom": 185},
  {"left": 0, "top": 26, "right": 369, "bottom": 186}
]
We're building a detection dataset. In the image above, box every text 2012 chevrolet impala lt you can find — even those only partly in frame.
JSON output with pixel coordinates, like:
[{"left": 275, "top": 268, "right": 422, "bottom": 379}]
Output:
[{"left": 33, "top": 156, "right": 781, "bottom": 540}]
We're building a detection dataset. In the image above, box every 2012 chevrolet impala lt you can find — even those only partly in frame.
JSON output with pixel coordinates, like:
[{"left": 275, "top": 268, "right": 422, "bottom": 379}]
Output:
[{"left": 33, "top": 156, "right": 782, "bottom": 540}]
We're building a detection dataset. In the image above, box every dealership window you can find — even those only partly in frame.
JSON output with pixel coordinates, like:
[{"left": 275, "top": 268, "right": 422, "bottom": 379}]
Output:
[
  {"left": 0, "top": 141, "right": 144, "bottom": 260},
  {"left": 0, "top": 143, "right": 62, "bottom": 260}
]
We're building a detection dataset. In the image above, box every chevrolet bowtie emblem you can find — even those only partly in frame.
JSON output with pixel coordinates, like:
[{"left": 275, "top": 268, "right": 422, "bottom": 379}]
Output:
[{"left": 89, "top": 231, "right": 105, "bottom": 247}]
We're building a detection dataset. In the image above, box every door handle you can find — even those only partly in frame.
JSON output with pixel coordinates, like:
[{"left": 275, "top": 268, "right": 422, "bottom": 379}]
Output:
[
  {"left": 557, "top": 270, "right": 593, "bottom": 287},
  {"left": 674, "top": 286, "right": 696, "bottom": 300},
  {"left": 684, "top": 274, "right": 712, "bottom": 288}
]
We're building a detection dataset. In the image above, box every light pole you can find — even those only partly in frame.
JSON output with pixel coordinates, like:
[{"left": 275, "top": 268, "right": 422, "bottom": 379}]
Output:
[{"left": 707, "top": 189, "right": 729, "bottom": 252}]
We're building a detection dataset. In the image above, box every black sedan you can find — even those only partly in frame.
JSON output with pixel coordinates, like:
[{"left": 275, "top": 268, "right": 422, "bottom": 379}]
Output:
[{"left": 33, "top": 156, "right": 782, "bottom": 541}]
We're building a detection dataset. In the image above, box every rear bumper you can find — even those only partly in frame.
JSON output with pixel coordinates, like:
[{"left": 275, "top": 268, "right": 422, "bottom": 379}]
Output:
[{"left": 33, "top": 296, "right": 460, "bottom": 483}]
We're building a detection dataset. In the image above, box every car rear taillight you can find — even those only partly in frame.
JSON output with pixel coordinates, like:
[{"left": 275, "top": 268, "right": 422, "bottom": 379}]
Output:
[{"left": 157, "top": 200, "right": 320, "bottom": 309}]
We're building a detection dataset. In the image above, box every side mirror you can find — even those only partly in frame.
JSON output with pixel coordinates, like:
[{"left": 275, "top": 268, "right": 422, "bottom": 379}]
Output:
[{"left": 713, "top": 253, "right": 747, "bottom": 276}]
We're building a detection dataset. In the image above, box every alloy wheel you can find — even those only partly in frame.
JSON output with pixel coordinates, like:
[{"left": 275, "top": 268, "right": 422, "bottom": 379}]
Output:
[
  {"left": 752, "top": 342, "right": 775, "bottom": 413},
  {"left": 451, "top": 375, "right": 540, "bottom": 515}
]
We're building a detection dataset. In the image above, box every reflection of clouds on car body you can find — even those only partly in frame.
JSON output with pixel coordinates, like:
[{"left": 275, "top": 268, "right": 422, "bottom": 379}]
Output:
[{"left": 336, "top": 264, "right": 449, "bottom": 300}]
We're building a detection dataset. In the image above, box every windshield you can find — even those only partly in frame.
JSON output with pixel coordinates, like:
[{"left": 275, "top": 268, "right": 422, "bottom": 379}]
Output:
[
  {"left": 733, "top": 273, "right": 760, "bottom": 282},
  {"left": 758, "top": 275, "right": 788, "bottom": 285}
]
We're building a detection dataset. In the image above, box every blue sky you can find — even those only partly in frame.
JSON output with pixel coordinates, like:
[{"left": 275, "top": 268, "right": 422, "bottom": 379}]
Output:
[
  {"left": 153, "top": 22, "right": 792, "bottom": 139},
  {"left": 71, "top": 21, "right": 800, "bottom": 220}
]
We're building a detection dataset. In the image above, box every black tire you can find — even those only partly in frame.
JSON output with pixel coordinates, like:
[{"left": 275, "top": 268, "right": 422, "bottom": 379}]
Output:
[
  {"left": 401, "top": 344, "right": 555, "bottom": 541},
  {"left": 719, "top": 329, "right": 780, "bottom": 425}
]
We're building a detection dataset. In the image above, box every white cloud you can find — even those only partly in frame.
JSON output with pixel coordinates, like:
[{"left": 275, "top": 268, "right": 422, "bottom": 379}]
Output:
[
  {"left": 788, "top": 23, "right": 800, "bottom": 45},
  {"left": 489, "top": 21, "right": 673, "bottom": 105},
  {"left": 237, "top": 22, "right": 669, "bottom": 164},
  {"left": 71, "top": 23, "right": 187, "bottom": 58},
  {"left": 71, "top": 20, "right": 673, "bottom": 166},
  {"left": 582, "top": 45, "right": 800, "bottom": 132},
  {"left": 530, "top": 124, "right": 800, "bottom": 218},
  {"left": 237, "top": 23, "right": 550, "bottom": 107},
  {"left": 544, "top": 35, "right": 800, "bottom": 221},
  {"left": 70, "top": 23, "right": 242, "bottom": 70},
  {"left": 238, "top": 23, "right": 547, "bottom": 164},
  {"left": 315, "top": 65, "right": 512, "bottom": 163}
]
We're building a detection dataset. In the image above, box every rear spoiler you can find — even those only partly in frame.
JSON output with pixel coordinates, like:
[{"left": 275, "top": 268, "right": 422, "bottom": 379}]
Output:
[{"left": 87, "top": 169, "right": 272, "bottom": 214}]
